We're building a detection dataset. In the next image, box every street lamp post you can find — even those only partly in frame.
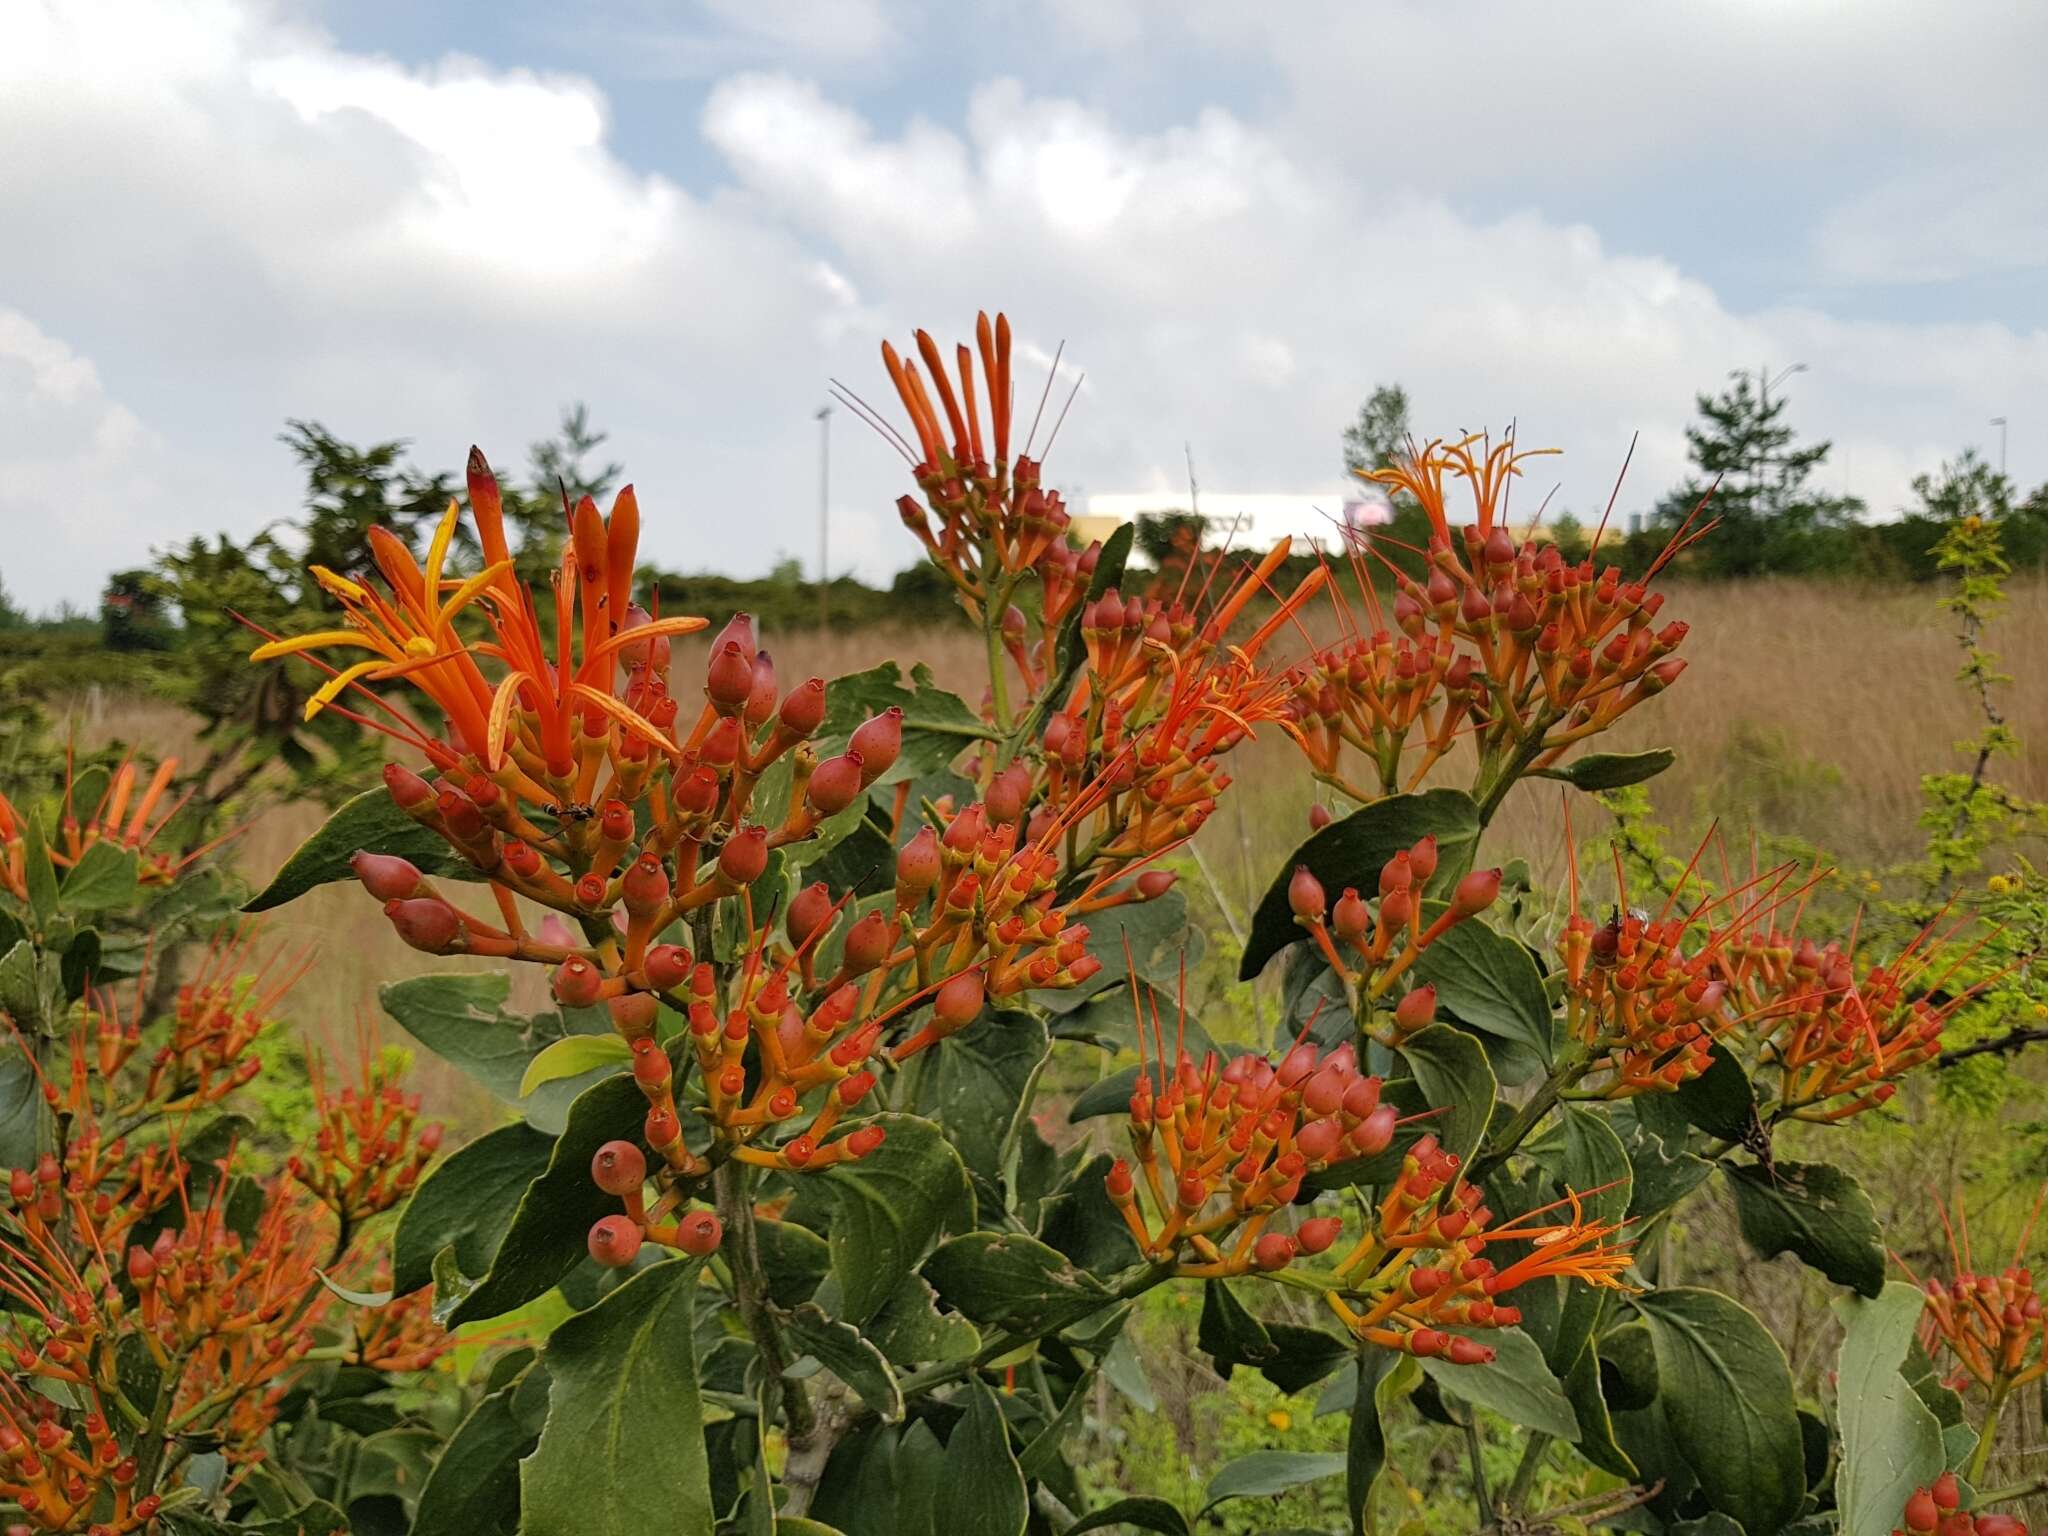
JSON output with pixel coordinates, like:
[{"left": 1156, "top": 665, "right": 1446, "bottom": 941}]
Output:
[
  {"left": 1991, "top": 417, "right": 2008, "bottom": 481},
  {"left": 815, "top": 405, "right": 832, "bottom": 630},
  {"left": 1750, "top": 362, "right": 1807, "bottom": 501}
]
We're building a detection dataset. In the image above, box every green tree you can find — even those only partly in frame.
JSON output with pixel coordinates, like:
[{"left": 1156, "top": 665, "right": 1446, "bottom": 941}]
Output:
[
  {"left": 510, "top": 403, "right": 623, "bottom": 575},
  {"left": 279, "top": 419, "right": 455, "bottom": 577},
  {"left": 1341, "top": 382, "right": 1411, "bottom": 482},
  {"left": 1654, "top": 370, "right": 1862, "bottom": 575}
]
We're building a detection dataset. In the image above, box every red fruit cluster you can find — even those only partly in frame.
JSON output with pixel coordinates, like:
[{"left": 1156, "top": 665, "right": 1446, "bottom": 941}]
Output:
[
  {"left": 584, "top": 1138, "right": 729, "bottom": 1268},
  {"left": 1899, "top": 1473, "right": 2027, "bottom": 1536},
  {"left": 1919, "top": 1255, "right": 2046, "bottom": 1397},
  {"left": 1280, "top": 435, "right": 1694, "bottom": 805},
  {"left": 1557, "top": 902, "right": 1731, "bottom": 1095},
  {"left": 0, "top": 1385, "right": 159, "bottom": 1534},
  {"left": 1284, "top": 837, "right": 1496, "bottom": 1045}
]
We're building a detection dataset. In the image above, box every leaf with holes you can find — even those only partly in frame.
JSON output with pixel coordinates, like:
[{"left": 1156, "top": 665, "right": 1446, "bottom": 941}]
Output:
[
  {"left": 1725, "top": 1159, "right": 1885, "bottom": 1298},
  {"left": 924, "top": 1232, "right": 1116, "bottom": 1337}
]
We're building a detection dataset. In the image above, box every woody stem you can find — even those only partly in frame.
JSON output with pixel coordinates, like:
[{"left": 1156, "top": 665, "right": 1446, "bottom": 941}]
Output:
[{"left": 714, "top": 1162, "right": 814, "bottom": 1449}]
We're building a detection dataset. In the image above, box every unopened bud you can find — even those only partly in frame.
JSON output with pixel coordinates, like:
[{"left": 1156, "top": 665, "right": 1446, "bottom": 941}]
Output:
[{"left": 588, "top": 1215, "right": 643, "bottom": 1268}]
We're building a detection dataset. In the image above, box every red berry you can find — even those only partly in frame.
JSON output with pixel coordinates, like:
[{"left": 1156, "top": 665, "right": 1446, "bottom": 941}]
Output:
[
  {"left": 591, "top": 1141, "right": 646, "bottom": 1196},
  {"left": 1296, "top": 1216, "right": 1342, "bottom": 1254},
  {"left": 1288, "top": 864, "right": 1326, "bottom": 922},
  {"left": 588, "top": 1215, "right": 643, "bottom": 1268},
  {"left": 677, "top": 1210, "right": 723, "bottom": 1257},
  {"left": 350, "top": 850, "right": 423, "bottom": 901}
]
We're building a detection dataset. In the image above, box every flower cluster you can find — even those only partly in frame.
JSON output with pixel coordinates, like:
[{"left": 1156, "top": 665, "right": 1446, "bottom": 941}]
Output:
[
  {"left": 1914, "top": 1218, "right": 2045, "bottom": 1399},
  {"left": 1105, "top": 1015, "right": 1631, "bottom": 1365},
  {"left": 1899, "top": 1474, "right": 2027, "bottom": 1536},
  {"left": 1280, "top": 836, "right": 1501, "bottom": 1047},
  {"left": 0, "top": 1385, "right": 158, "bottom": 1535},
  {"left": 288, "top": 1046, "right": 444, "bottom": 1226},
  {"left": 1280, "top": 436, "right": 1698, "bottom": 805}
]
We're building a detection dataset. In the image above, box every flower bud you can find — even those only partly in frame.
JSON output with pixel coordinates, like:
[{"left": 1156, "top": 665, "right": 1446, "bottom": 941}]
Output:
[
  {"left": 806, "top": 753, "right": 866, "bottom": 816},
  {"left": 747, "top": 652, "right": 779, "bottom": 725},
  {"left": 1452, "top": 868, "right": 1502, "bottom": 916},
  {"left": 896, "top": 825, "right": 942, "bottom": 898},
  {"left": 677, "top": 1209, "right": 724, "bottom": 1256},
  {"left": 1332, "top": 887, "right": 1369, "bottom": 944},
  {"left": 587, "top": 1215, "right": 642, "bottom": 1268},
  {"left": 841, "top": 911, "right": 892, "bottom": 974},
  {"left": 718, "top": 825, "right": 769, "bottom": 885},
  {"left": 849, "top": 708, "right": 903, "bottom": 785},
  {"left": 384, "top": 898, "right": 461, "bottom": 954},
  {"left": 591, "top": 1141, "right": 646, "bottom": 1195},
  {"left": 711, "top": 611, "right": 756, "bottom": 658},
  {"left": 383, "top": 762, "right": 434, "bottom": 810},
  {"left": 1252, "top": 1233, "right": 1297, "bottom": 1271},
  {"left": 622, "top": 853, "right": 670, "bottom": 916},
  {"left": 1288, "top": 865, "right": 1326, "bottom": 922},
  {"left": 1105, "top": 1159, "right": 1134, "bottom": 1200},
  {"left": 934, "top": 970, "right": 985, "bottom": 1030},
  {"left": 986, "top": 764, "right": 1032, "bottom": 827},
  {"left": 780, "top": 677, "right": 827, "bottom": 738},
  {"left": 645, "top": 944, "right": 692, "bottom": 991},
  {"left": 553, "top": 958, "right": 605, "bottom": 1008},
  {"left": 845, "top": 1124, "right": 886, "bottom": 1159},
  {"left": 1308, "top": 803, "right": 1333, "bottom": 832},
  {"left": 1296, "top": 1216, "right": 1342, "bottom": 1254},
  {"left": 788, "top": 882, "right": 834, "bottom": 949},
  {"left": 631, "top": 1037, "right": 672, "bottom": 1090},
  {"left": 1408, "top": 836, "right": 1439, "bottom": 881},
  {"left": 351, "top": 851, "right": 423, "bottom": 902},
  {"left": 674, "top": 765, "right": 721, "bottom": 816},
  {"left": 1136, "top": 869, "right": 1176, "bottom": 900},
  {"left": 608, "top": 993, "right": 658, "bottom": 1040},
  {"left": 1393, "top": 984, "right": 1436, "bottom": 1034},
  {"left": 1446, "top": 1336, "right": 1494, "bottom": 1366},
  {"left": 645, "top": 1106, "right": 681, "bottom": 1148}
]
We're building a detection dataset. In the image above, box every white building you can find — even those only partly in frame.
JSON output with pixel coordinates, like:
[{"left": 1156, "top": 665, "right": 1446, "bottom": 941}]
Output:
[{"left": 1073, "top": 491, "right": 1392, "bottom": 552}]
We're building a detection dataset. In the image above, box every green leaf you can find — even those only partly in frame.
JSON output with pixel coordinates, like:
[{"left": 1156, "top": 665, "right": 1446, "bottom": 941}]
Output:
[
  {"left": 1258, "top": 1324, "right": 1352, "bottom": 1394},
  {"left": 243, "top": 785, "right": 480, "bottom": 912},
  {"left": 21, "top": 815, "right": 57, "bottom": 928},
  {"left": 0, "top": 1038, "right": 44, "bottom": 1169},
  {"left": 1631, "top": 1287, "right": 1804, "bottom": 1534},
  {"left": 1544, "top": 749, "right": 1677, "bottom": 792},
  {"left": 1034, "top": 888, "right": 1204, "bottom": 1019},
  {"left": 1062, "top": 1497, "right": 1190, "bottom": 1536},
  {"left": 1201, "top": 1451, "right": 1348, "bottom": 1511},
  {"left": 1196, "top": 1280, "right": 1275, "bottom": 1374},
  {"left": 942, "top": 1376, "right": 1028, "bottom": 1536},
  {"left": 58, "top": 928, "right": 99, "bottom": 1001},
  {"left": 1669, "top": 1043, "right": 1756, "bottom": 1142},
  {"left": 1411, "top": 906, "right": 1553, "bottom": 1064},
  {"left": 1045, "top": 522, "right": 1137, "bottom": 706},
  {"left": 1239, "top": 789, "right": 1481, "bottom": 979},
  {"left": 1421, "top": 1327, "right": 1579, "bottom": 1439},
  {"left": 411, "top": 1374, "right": 539, "bottom": 1536},
  {"left": 1068, "top": 1066, "right": 1142, "bottom": 1123},
  {"left": 756, "top": 1219, "right": 832, "bottom": 1308},
  {"left": 864, "top": 1273, "right": 981, "bottom": 1368},
  {"left": 815, "top": 1114, "right": 973, "bottom": 1326},
  {"left": 1563, "top": 1343, "right": 1636, "bottom": 1480},
  {"left": 1398, "top": 1025, "right": 1497, "bottom": 1168},
  {"left": 815, "top": 662, "right": 993, "bottom": 787},
  {"left": 908, "top": 1009, "right": 1046, "bottom": 1189},
  {"left": 1725, "top": 1159, "right": 1885, "bottom": 1298},
  {"left": 314, "top": 1269, "right": 393, "bottom": 1307},
  {"left": 380, "top": 972, "right": 615, "bottom": 1134},
  {"left": 1019, "top": 1366, "right": 1096, "bottom": 1479},
  {"left": 924, "top": 1231, "right": 1116, "bottom": 1337},
  {"left": 59, "top": 841, "right": 138, "bottom": 911},
  {"left": 447, "top": 1075, "right": 647, "bottom": 1326},
  {"left": 1613, "top": 1105, "right": 1714, "bottom": 1219},
  {"left": 1342, "top": 1352, "right": 1418, "bottom": 1529},
  {"left": 519, "top": 1034, "right": 633, "bottom": 1098},
  {"left": 784, "top": 1303, "right": 904, "bottom": 1420},
  {"left": 520, "top": 1258, "right": 713, "bottom": 1536},
  {"left": 1515, "top": 1107, "right": 1632, "bottom": 1374},
  {"left": 1037, "top": 1152, "right": 1142, "bottom": 1275},
  {"left": 1834, "top": 1282, "right": 1945, "bottom": 1535},
  {"left": 392, "top": 1120, "right": 556, "bottom": 1295}
]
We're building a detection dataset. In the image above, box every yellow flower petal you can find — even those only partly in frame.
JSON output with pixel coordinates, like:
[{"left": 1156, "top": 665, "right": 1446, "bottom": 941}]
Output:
[
  {"left": 302, "top": 659, "right": 388, "bottom": 721},
  {"left": 570, "top": 683, "right": 678, "bottom": 758},
  {"left": 250, "top": 629, "right": 386, "bottom": 662},
  {"left": 309, "top": 565, "right": 368, "bottom": 602},
  {"left": 486, "top": 670, "right": 534, "bottom": 772}
]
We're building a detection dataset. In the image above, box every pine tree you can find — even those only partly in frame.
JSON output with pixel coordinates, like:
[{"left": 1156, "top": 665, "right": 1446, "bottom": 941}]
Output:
[{"left": 1342, "top": 384, "right": 1411, "bottom": 482}]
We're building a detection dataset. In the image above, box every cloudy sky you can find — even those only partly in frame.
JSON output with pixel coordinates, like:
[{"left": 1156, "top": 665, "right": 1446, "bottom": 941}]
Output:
[{"left": 6, "top": 0, "right": 2046, "bottom": 612}]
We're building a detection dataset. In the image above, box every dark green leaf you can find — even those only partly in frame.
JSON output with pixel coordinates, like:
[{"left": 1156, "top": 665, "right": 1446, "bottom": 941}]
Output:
[
  {"left": 379, "top": 972, "right": 615, "bottom": 1134},
  {"left": 521, "top": 1258, "right": 712, "bottom": 1536},
  {"left": 1068, "top": 1066, "right": 1141, "bottom": 1123},
  {"left": 1613, "top": 1105, "right": 1714, "bottom": 1219},
  {"left": 1398, "top": 1025, "right": 1497, "bottom": 1168},
  {"left": 1197, "top": 1281, "right": 1276, "bottom": 1374},
  {"left": 22, "top": 815, "right": 57, "bottom": 928},
  {"left": 757, "top": 1218, "right": 832, "bottom": 1308},
  {"left": 864, "top": 1273, "right": 980, "bottom": 1368},
  {"left": 1036, "top": 1152, "right": 1142, "bottom": 1275},
  {"left": 59, "top": 842, "right": 138, "bottom": 911},
  {"left": 243, "top": 785, "right": 479, "bottom": 912},
  {"left": 815, "top": 662, "right": 992, "bottom": 787},
  {"left": 784, "top": 1303, "right": 903, "bottom": 1420},
  {"left": 942, "top": 1376, "right": 1028, "bottom": 1536},
  {"left": 1563, "top": 1343, "right": 1636, "bottom": 1480},
  {"left": 1420, "top": 1327, "right": 1578, "bottom": 1439},
  {"left": 0, "top": 1034, "right": 46, "bottom": 1168},
  {"left": 1545, "top": 749, "right": 1677, "bottom": 792},
  {"left": 447, "top": 1075, "right": 647, "bottom": 1326},
  {"left": 816, "top": 1113, "right": 974, "bottom": 1326},
  {"left": 59, "top": 927, "right": 99, "bottom": 1001},
  {"left": 411, "top": 1375, "right": 537, "bottom": 1536},
  {"left": 924, "top": 1231, "right": 1116, "bottom": 1336},
  {"left": 1045, "top": 522, "right": 1137, "bottom": 708},
  {"left": 1239, "top": 789, "right": 1481, "bottom": 979},
  {"left": 1411, "top": 906, "right": 1553, "bottom": 1064},
  {"left": 1834, "top": 1282, "right": 1944, "bottom": 1534},
  {"left": 1346, "top": 1351, "right": 1386, "bottom": 1534},
  {"left": 1019, "top": 1366, "right": 1095, "bottom": 1480},
  {"left": 1725, "top": 1159, "right": 1885, "bottom": 1297},
  {"left": 909, "top": 1009, "right": 1046, "bottom": 1189},
  {"left": 392, "top": 1120, "right": 556, "bottom": 1296},
  {"left": 1631, "top": 1287, "right": 1804, "bottom": 1534},
  {"left": 1034, "top": 888, "right": 1204, "bottom": 1019},
  {"left": 1259, "top": 1325, "right": 1352, "bottom": 1394},
  {"left": 1669, "top": 1044, "right": 1756, "bottom": 1142},
  {"left": 1062, "top": 1497, "right": 1190, "bottom": 1536},
  {"left": 1202, "top": 1451, "right": 1347, "bottom": 1511}
]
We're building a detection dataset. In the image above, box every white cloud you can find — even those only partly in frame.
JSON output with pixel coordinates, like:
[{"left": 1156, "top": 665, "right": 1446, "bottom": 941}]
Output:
[{"left": 1, "top": 0, "right": 2044, "bottom": 614}]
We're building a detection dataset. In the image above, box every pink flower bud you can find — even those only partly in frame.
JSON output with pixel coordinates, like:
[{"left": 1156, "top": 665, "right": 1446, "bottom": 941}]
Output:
[
  {"left": 351, "top": 850, "right": 423, "bottom": 902},
  {"left": 780, "top": 677, "right": 827, "bottom": 737},
  {"left": 588, "top": 1215, "right": 642, "bottom": 1268},
  {"left": 1408, "top": 836, "right": 1439, "bottom": 881},
  {"left": 1136, "top": 869, "right": 1176, "bottom": 900},
  {"left": 1288, "top": 865, "right": 1326, "bottom": 922},
  {"left": 382, "top": 762, "right": 434, "bottom": 810},
  {"left": 1394, "top": 984, "right": 1436, "bottom": 1034},
  {"left": 1297, "top": 1216, "right": 1342, "bottom": 1254},
  {"left": 591, "top": 1141, "right": 646, "bottom": 1195},
  {"left": 706, "top": 641, "right": 754, "bottom": 710},
  {"left": 746, "top": 651, "right": 779, "bottom": 725},
  {"left": 896, "top": 825, "right": 942, "bottom": 897},
  {"left": 788, "top": 882, "right": 834, "bottom": 949},
  {"left": 850, "top": 708, "right": 903, "bottom": 785},
  {"left": 806, "top": 753, "right": 866, "bottom": 816},
  {"left": 1452, "top": 868, "right": 1501, "bottom": 917},
  {"left": 1307, "top": 803, "right": 1333, "bottom": 831},
  {"left": 384, "top": 898, "right": 461, "bottom": 954},
  {"left": 1253, "top": 1232, "right": 1297, "bottom": 1271}
]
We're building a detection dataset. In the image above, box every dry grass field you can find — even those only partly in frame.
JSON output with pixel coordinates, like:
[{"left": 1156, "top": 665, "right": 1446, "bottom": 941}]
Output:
[{"left": 52, "top": 573, "right": 2048, "bottom": 1122}]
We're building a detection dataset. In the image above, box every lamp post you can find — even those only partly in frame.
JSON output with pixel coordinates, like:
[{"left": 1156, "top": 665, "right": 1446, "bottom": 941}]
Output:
[
  {"left": 815, "top": 405, "right": 832, "bottom": 629},
  {"left": 1751, "top": 362, "right": 1807, "bottom": 501},
  {"left": 1991, "top": 416, "right": 2008, "bottom": 481}
]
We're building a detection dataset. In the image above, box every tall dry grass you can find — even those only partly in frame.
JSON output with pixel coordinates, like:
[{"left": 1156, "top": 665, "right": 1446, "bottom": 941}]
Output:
[{"left": 52, "top": 575, "right": 2048, "bottom": 1117}]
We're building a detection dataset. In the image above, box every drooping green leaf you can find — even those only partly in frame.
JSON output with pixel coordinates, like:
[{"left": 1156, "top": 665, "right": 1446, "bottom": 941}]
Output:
[
  {"left": 1062, "top": 1497, "right": 1190, "bottom": 1536},
  {"left": 942, "top": 1376, "right": 1028, "bottom": 1536},
  {"left": 447, "top": 1075, "right": 647, "bottom": 1326},
  {"left": 1834, "top": 1282, "right": 1945, "bottom": 1535},
  {"left": 816, "top": 1114, "right": 973, "bottom": 1326},
  {"left": 1420, "top": 1327, "right": 1579, "bottom": 1439},
  {"left": 1726, "top": 1159, "right": 1885, "bottom": 1298},
  {"left": 1068, "top": 1066, "right": 1142, "bottom": 1123},
  {"left": 1669, "top": 1043, "right": 1757, "bottom": 1142},
  {"left": 410, "top": 1374, "right": 538, "bottom": 1536},
  {"left": 0, "top": 1033, "right": 47, "bottom": 1168},
  {"left": 243, "top": 785, "right": 481, "bottom": 912},
  {"left": 1258, "top": 1324, "right": 1353, "bottom": 1394},
  {"left": 1201, "top": 1451, "right": 1348, "bottom": 1512},
  {"left": 1239, "top": 789, "right": 1482, "bottom": 979},
  {"left": 0, "top": 938, "right": 51, "bottom": 1034},
  {"left": 379, "top": 972, "right": 616, "bottom": 1134},
  {"left": 784, "top": 1303, "right": 904, "bottom": 1420},
  {"left": 520, "top": 1258, "right": 712, "bottom": 1536},
  {"left": 1342, "top": 1352, "right": 1419, "bottom": 1530},
  {"left": 59, "top": 841, "right": 138, "bottom": 911},
  {"left": 909, "top": 1009, "right": 1046, "bottom": 1190},
  {"left": 924, "top": 1231, "right": 1116, "bottom": 1337},
  {"left": 1563, "top": 1343, "right": 1636, "bottom": 1480},
  {"left": 1397, "top": 1024, "right": 1497, "bottom": 1168},
  {"left": 1019, "top": 1366, "right": 1096, "bottom": 1480},
  {"left": 519, "top": 1034, "right": 633, "bottom": 1099},
  {"left": 1631, "top": 1287, "right": 1804, "bottom": 1534},
  {"left": 392, "top": 1120, "right": 556, "bottom": 1296},
  {"left": 21, "top": 815, "right": 57, "bottom": 928},
  {"left": 1411, "top": 906, "right": 1553, "bottom": 1064},
  {"left": 1544, "top": 749, "right": 1677, "bottom": 792},
  {"left": 1196, "top": 1281, "right": 1276, "bottom": 1374}
]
